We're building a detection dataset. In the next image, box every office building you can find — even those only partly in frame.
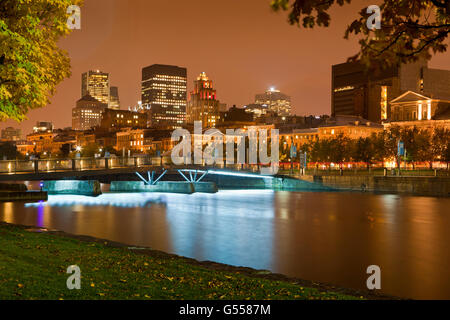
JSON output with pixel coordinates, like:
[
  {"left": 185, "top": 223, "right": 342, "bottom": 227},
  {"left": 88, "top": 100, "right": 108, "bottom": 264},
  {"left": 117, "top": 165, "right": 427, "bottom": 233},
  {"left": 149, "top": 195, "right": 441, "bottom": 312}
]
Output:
[
  {"left": 187, "top": 72, "right": 221, "bottom": 127},
  {"left": 255, "top": 88, "right": 291, "bottom": 117},
  {"left": 82, "top": 70, "right": 110, "bottom": 105},
  {"left": 72, "top": 95, "right": 107, "bottom": 131},
  {"left": 1, "top": 127, "right": 21, "bottom": 141},
  {"left": 141, "top": 64, "right": 187, "bottom": 128},
  {"left": 244, "top": 103, "right": 268, "bottom": 118},
  {"left": 33, "top": 122, "right": 53, "bottom": 133},
  {"left": 109, "top": 86, "right": 120, "bottom": 110}
]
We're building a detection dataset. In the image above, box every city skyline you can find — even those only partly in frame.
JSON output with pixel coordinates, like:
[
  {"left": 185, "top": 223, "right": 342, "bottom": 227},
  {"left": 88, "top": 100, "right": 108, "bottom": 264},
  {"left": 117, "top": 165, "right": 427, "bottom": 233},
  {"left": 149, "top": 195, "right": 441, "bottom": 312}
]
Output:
[
  {"left": 2, "top": 0, "right": 450, "bottom": 303},
  {"left": 2, "top": 0, "right": 449, "bottom": 135}
]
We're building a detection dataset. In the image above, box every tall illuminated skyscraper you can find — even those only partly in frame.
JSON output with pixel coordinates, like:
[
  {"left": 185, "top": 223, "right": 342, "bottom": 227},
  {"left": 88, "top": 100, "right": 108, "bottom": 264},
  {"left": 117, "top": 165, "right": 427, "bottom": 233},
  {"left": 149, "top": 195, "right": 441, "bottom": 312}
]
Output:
[
  {"left": 187, "top": 72, "right": 220, "bottom": 127},
  {"left": 141, "top": 64, "right": 187, "bottom": 128},
  {"left": 81, "top": 70, "right": 110, "bottom": 106},
  {"left": 255, "top": 88, "right": 291, "bottom": 117}
]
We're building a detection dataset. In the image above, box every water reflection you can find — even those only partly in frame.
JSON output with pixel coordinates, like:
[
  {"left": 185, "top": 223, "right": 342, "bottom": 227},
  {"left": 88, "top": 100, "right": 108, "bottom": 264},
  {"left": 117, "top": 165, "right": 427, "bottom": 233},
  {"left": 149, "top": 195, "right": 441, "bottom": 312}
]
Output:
[
  {"left": 164, "top": 190, "right": 275, "bottom": 269},
  {"left": 1, "top": 190, "right": 450, "bottom": 299},
  {"left": 25, "top": 193, "right": 167, "bottom": 208}
]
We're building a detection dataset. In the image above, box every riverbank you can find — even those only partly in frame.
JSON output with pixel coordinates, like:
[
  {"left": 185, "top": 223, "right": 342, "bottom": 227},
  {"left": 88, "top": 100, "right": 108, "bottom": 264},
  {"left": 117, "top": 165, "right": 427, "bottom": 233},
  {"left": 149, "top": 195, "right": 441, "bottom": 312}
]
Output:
[
  {"left": 298, "top": 175, "right": 450, "bottom": 197},
  {"left": 0, "top": 183, "right": 48, "bottom": 202},
  {"left": 0, "top": 222, "right": 394, "bottom": 300}
]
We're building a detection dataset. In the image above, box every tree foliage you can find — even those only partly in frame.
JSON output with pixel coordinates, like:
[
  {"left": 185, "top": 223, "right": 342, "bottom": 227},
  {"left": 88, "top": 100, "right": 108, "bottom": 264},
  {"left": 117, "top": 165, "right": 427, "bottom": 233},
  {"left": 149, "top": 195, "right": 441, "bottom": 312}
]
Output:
[
  {"left": 271, "top": 0, "right": 450, "bottom": 67},
  {"left": 0, "top": 141, "right": 19, "bottom": 160},
  {"left": 0, "top": 0, "right": 83, "bottom": 121},
  {"left": 302, "top": 125, "right": 450, "bottom": 168},
  {"left": 306, "top": 133, "right": 352, "bottom": 166},
  {"left": 432, "top": 127, "right": 450, "bottom": 161},
  {"left": 80, "top": 143, "right": 101, "bottom": 158},
  {"left": 352, "top": 136, "right": 376, "bottom": 168}
]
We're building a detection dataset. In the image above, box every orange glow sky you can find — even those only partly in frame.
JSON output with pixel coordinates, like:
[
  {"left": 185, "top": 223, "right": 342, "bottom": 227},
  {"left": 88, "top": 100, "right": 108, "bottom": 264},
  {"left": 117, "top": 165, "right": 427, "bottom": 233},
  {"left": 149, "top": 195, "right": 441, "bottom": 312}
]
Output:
[{"left": 2, "top": 0, "right": 450, "bottom": 135}]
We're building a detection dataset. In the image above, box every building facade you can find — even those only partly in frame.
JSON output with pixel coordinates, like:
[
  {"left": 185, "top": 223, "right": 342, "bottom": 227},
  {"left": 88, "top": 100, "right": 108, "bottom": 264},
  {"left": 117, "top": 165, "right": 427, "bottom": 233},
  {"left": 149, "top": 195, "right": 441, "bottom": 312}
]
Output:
[
  {"left": 318, "top": 118, "right": 383, "bottom": 140},
  {"left": 33, "top": 122, "right": 53, "bottom": 133},
  {"left": 24, "top": 129, "right": 77, "bottom": 156},
  {"left": 279, "top": 128, "right": 319, "bottom": 153},
  {"left": 72, "top": 95, "right": 107, "bottom": 131},
  {"left": 100, "top": 109, "right": 147, "bottom": 131},
  {"left": 255, "top": 88, "right": 291, "bottom": 117},
  {"left": 279, "top": 116, "right": 383, "bottom": 153},
  {"left": 389, "top": 91, "right": 450, "bottom": 122},
  {"left": 220, "top": 105, "right": 254, "bottom": 124},
  {"left": 187, "top": 72, "right": 221, "bottom": 128},
  {"left": 109, "top": 86, "right": 120, "bottom": 110},
  {"left": 82, "top": 70, "right": 110, "bottom": 105},
  {"left": 141, "top": 64, "right": 187, "bottom": 128},
  {"left": 116, "top": 128, "right": 173, "bottom": 155},
  {"left": 1, "top": 127, "right": 21, "bottom": 141},
  {"left": 116, "top": 129, "right": 146, "bottom": 153},
  {"left": 244, "top": 103, "right": 268, "bottom": 118},
  {"left": 26, "top": 132, "right": 56, "bottom": 154}
]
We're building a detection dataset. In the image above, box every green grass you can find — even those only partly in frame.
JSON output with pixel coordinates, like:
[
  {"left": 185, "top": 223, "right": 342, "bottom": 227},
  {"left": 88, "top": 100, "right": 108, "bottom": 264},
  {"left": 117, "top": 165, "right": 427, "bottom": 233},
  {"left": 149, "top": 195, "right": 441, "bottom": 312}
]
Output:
[{"left": 0, "top": 223, "right": 361, "bottom": 300}]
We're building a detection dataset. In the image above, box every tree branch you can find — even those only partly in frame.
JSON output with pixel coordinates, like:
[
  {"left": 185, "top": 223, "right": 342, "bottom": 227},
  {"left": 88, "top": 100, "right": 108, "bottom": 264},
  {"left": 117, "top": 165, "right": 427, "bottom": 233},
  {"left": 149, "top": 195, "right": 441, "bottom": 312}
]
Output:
[
  {"left": 399, "top": 30, "right": 450, "bottom": 57},
  {"left": 430, "top": 0, "right": 447, "bottom": 8},
  {"left": 404, "top": 22, "right": 450, "bottom": 29},
  {"left": 373, "top": 30, "right": 407, "bottom": 56}
]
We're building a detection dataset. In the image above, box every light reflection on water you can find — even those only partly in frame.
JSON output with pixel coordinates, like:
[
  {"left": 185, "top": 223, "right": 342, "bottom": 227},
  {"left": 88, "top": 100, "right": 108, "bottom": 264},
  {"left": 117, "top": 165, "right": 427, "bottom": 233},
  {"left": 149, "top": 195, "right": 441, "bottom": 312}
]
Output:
[
  {"left": 1, "top": 190, "right": 450, "bottom": 300},
  {"left": 25, "top": 193, "right": 168, "bottom": 208}
]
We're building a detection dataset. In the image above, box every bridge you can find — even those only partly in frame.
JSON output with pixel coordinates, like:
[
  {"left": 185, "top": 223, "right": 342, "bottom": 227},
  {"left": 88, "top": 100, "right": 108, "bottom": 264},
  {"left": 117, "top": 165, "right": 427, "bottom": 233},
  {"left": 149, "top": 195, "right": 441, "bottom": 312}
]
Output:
[
  {"left": 0, "top": 155, "right": 272, "bottom": 183},
  {"left": 0, "top": 155, "right": 332, "bottom": 194}
]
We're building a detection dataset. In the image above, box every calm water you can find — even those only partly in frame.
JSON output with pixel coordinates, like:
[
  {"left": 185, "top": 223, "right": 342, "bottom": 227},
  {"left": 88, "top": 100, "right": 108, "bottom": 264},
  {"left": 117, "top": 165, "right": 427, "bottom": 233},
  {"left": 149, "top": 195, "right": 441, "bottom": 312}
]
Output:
[{"left": 1, "top": 190, "right": 450, "bottom": 300}]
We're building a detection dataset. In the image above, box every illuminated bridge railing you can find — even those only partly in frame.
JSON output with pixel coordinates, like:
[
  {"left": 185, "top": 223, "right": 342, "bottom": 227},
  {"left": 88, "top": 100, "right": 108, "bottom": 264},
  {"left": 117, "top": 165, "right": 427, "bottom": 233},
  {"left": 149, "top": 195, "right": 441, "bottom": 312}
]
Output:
[
  {"left": 0, "top": 156, "right": 264, "bottom": 175},
  {"left": 0, "top": 156, "right": 162, "bottom": 174}
]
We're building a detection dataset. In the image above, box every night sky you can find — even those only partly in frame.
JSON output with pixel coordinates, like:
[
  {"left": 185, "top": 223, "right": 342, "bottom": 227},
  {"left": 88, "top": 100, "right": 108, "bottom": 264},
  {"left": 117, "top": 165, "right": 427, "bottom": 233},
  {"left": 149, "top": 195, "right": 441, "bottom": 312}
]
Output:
[{"left": 2, "top": 0, "right": 450, "bottom": 135}]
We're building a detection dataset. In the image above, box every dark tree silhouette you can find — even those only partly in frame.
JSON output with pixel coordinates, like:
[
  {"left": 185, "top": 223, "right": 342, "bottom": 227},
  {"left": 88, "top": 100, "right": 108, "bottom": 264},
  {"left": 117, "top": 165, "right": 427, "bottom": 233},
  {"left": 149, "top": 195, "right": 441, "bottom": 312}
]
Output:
[{"left": 271, "top": 0, "right": 450, "bottom": 67}]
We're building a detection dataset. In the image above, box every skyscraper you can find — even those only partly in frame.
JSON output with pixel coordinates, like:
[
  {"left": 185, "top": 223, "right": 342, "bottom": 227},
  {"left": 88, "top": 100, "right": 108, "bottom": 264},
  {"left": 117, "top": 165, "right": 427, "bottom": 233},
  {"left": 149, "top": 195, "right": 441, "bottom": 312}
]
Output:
[
  {"left": 141, "top": 64, "right": 187, "bottom": 129},
  {"left": 255, "top": 88, "right": 291, "bottom": 117},
  {"left": 109, "top": 86, "right": 120, "bottom": 110},
  {"left": 187, "top": 72, "right": 220, "bottom": 127},
  {"left": 82, "top": 70, "right": 110, "bottom": 105}
]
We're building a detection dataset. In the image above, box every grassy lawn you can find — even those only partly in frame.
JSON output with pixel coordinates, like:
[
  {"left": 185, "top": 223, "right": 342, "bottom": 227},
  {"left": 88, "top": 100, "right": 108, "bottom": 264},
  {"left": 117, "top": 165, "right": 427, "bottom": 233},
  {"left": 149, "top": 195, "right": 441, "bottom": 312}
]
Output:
[{"left": 0, "top": 223, "right": 362, "bottom": 300}]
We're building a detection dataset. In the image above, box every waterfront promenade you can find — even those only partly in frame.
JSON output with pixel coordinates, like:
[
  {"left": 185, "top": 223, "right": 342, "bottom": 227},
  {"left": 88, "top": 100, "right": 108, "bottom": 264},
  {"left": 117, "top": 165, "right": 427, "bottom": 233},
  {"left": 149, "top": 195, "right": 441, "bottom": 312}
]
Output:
[{"left": 1, "top": 156, "right": 449, "bottom": 197}]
